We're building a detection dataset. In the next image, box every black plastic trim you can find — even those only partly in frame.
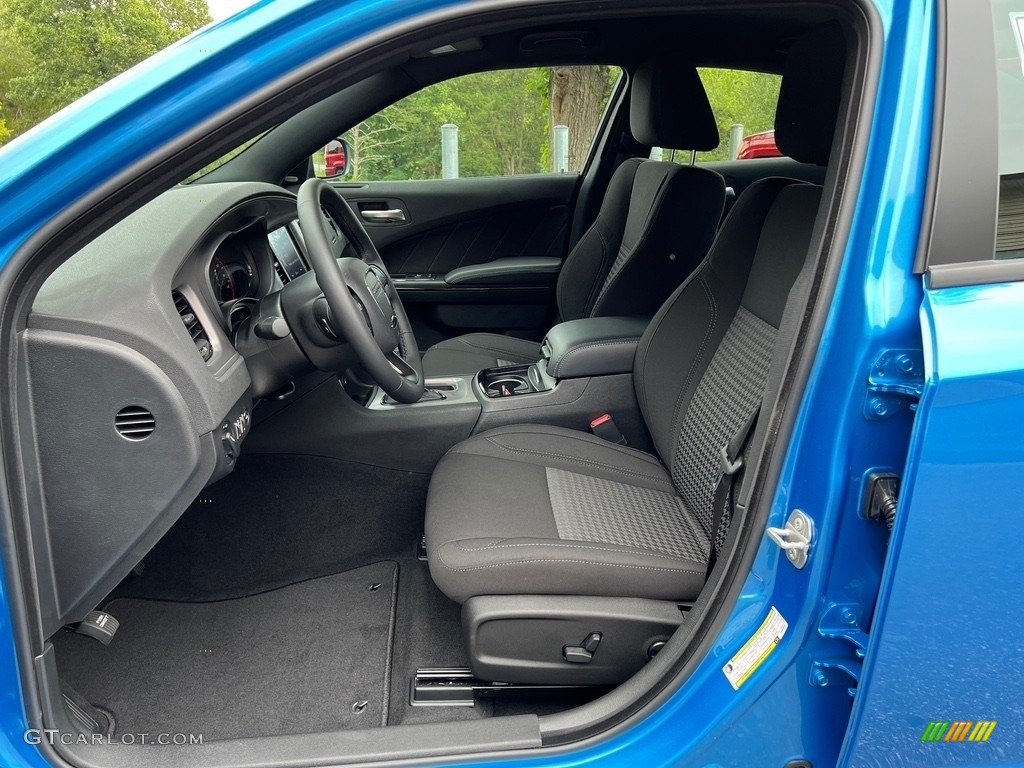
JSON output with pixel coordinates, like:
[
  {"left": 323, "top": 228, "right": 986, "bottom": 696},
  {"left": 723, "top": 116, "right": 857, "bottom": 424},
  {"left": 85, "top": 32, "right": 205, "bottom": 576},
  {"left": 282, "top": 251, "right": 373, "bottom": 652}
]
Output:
[{"left": 919, "top": 0, "right": 1002, "bottom": 284}]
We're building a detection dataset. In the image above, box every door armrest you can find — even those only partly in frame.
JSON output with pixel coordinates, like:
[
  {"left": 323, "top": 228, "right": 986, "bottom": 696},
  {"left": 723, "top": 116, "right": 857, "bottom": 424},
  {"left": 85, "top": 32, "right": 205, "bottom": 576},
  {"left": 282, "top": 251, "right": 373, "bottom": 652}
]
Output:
[{"left": 444, "top": 257, "right": 563, "bottom": 286}]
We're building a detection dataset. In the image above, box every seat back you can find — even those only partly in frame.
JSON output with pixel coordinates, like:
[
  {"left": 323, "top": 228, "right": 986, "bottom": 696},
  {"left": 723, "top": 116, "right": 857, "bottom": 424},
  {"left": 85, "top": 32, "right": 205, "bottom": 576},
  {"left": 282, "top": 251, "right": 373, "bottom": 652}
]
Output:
[
  {"left": 555, "top": 63, "right": 726, "bottom": 322},
  {"left": 634, "top": 21, "right": 846, "bottom": 553}
]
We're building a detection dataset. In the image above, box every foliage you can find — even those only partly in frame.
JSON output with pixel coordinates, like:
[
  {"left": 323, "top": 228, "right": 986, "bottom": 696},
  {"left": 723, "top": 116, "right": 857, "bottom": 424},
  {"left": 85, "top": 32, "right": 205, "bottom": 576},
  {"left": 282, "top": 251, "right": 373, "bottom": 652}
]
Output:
[
  {"left": 0, "top": 0, "right": 210, "bottom": 145},
  {"left": 333, "top": 65, "right": 780, "bottom": 181},
  {"left": 695, "top": 68, "right": 781, "bottom": 161},
  {"left": 336, "top": 66, "right": 619, "bottom": 182},
  {"left": 181, "top": 132, "right": 268, "bottom": 184},
  {"left": 340, "top": 68, "right": 553, "bottom": 181}
]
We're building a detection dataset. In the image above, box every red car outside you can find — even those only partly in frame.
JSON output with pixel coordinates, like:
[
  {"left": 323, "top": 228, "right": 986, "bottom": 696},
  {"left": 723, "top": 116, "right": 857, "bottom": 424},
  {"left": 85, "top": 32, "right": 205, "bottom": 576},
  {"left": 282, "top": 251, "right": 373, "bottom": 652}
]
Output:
[{"left": 736, "top": 129, "right": 782, "bottom": 159}]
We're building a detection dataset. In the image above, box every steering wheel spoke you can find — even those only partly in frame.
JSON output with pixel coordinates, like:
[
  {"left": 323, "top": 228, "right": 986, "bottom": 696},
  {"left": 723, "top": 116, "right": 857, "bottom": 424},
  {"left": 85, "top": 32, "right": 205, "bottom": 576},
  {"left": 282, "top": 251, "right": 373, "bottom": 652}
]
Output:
[{"left": 386, "top": 350, "right": 418, "bottom": 378}]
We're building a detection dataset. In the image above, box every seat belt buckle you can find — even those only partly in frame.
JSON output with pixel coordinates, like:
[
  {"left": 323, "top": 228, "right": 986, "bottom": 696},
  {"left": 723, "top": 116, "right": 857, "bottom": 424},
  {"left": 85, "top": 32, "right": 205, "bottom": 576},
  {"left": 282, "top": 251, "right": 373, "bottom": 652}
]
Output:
[
  {"left": 718, "top": 443, "right": 744, "bottom": 476},
  {"left": 590, "top": 413, "right": 627, "bottom": 445}
]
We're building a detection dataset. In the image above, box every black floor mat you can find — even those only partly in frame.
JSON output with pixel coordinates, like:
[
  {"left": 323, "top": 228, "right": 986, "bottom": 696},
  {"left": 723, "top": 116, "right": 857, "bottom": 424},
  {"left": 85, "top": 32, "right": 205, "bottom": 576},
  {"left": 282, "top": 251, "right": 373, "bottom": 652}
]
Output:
[{"left": 53, "top": 562, "right": 398, "bottom": 741}]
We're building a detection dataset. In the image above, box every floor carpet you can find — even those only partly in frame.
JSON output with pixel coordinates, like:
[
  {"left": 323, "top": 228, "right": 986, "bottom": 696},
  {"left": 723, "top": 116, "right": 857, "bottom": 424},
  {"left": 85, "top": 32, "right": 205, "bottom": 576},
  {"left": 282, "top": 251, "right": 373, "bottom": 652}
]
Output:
[{"left": 53, "top": 562, "right": 398, "bottom": 741}]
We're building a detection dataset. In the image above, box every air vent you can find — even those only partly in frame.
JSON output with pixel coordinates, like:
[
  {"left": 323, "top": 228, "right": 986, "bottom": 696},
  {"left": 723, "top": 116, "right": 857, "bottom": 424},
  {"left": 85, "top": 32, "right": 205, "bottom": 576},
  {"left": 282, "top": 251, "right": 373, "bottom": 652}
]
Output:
[
  {"left": 115, "top": 406, "right": 155, "bottom": 441},
  {"left": 172, "top": 290, "right": 213, "bottom": 361},
  {"left": 273, "top": 259, "right": 290, "bottom": 285}
]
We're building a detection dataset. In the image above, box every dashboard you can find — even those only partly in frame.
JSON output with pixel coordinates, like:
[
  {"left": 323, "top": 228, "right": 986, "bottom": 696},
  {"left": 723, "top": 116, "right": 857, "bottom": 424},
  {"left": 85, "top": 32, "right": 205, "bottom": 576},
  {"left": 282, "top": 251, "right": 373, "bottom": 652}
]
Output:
[{"left": 25, "top": 181, "right": 317, "bottom": 637}]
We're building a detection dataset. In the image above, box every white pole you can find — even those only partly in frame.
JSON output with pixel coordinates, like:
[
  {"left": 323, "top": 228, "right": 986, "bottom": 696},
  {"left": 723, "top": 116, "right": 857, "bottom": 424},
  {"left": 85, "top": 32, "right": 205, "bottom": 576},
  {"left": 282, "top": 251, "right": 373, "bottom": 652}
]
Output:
[
  {"left": 728, "top": 123, "right": 745, "bottom": 161},
  {"left": 553, "top": 125, "right": 570, "bottom": 173},
  {"left": 441, "top": 123, "right": 459, "bottom": 179}
]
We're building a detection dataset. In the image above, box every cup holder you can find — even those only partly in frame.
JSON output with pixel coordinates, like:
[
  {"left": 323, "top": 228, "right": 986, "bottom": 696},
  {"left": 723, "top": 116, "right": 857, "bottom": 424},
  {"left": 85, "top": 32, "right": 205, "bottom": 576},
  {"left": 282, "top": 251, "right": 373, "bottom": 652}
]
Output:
[
  {"left": 479, "top": 364, "right": 540, "bottom": 398},
  {"left": 486, "top": 376, "right": 529, "bottom": 397}
]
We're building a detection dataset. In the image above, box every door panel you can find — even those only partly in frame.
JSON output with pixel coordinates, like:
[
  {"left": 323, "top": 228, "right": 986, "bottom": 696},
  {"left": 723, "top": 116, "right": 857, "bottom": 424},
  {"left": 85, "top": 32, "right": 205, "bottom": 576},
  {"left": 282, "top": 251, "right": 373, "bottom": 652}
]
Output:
[{"left": 336, "top": 174, "right": 578, "bottom": 348}]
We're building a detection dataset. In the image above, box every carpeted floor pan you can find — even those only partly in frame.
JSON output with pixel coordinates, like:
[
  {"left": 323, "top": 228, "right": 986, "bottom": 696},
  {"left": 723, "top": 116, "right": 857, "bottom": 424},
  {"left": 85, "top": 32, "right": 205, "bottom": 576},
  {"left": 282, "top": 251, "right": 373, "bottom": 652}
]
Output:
[{"left": 53, "top": 562, "right": 398, "bottom": 741}]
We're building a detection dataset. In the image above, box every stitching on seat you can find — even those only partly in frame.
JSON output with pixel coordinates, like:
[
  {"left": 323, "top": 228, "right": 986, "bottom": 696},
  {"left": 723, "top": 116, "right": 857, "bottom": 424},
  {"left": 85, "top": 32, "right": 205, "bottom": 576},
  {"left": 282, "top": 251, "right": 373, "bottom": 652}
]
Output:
[
  {"left": 668, "top": 272, "right": 717, "bottom": 444},
  {"left": 548, "top": 338, "right": 641, "bottom": 378},
  {"left": 482, "top": 437, "right": 668, "bottom": 483},
  {"left": 455, "top": 540, "right": 704, "bottom": 563},
  {"left": 480, "top": 427, "right": 667, "bottom": 467},
  {"left": 633, "top": 256, "right": 710, "bottom": 424},
  {"left": 454, "top": 337, "right": 537, "bottom": 357},
  {"left": 436, "top": 557, "right": 705, "bottom": 576}
]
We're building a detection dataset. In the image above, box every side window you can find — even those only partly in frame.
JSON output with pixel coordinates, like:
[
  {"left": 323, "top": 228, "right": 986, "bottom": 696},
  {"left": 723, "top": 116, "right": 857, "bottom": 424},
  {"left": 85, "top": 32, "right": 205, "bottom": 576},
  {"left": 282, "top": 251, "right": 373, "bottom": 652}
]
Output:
[
  {"left": 994, "top": 1, "right": 1024, "bottom": 258},
  {"left": 649, "top": 68, "right": 782, "bottom": 163},
  {"left": 314, "top": 66, "right": 620, "bottom": 181}
]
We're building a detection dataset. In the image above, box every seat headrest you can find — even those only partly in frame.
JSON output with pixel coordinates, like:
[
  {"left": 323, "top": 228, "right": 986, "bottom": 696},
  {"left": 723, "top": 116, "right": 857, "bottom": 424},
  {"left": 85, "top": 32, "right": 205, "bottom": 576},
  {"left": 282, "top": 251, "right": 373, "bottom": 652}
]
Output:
[
  {"left": 775, "top": 21, "right": 847, "bottom": 166},
  {"left": 629, "top": 61, "right": 719, "bottom": 151}
]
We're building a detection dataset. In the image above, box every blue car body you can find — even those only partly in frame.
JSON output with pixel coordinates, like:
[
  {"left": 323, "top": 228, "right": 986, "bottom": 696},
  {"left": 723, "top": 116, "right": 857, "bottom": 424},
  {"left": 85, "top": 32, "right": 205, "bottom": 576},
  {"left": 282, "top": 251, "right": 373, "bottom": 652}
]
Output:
[{"left": 0, "top": 0, "right": 1020, "bottom": 766}]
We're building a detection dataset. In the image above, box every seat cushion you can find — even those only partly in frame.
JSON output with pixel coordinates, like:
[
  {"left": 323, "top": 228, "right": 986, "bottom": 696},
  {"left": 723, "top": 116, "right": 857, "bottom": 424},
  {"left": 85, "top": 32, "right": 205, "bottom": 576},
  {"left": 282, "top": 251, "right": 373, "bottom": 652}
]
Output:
[
  {"left": 425, "top": 425, "right": 709, "bottom": 604},
  {"left": 422, "top": 333, "right": 541, "bottom": 377}
]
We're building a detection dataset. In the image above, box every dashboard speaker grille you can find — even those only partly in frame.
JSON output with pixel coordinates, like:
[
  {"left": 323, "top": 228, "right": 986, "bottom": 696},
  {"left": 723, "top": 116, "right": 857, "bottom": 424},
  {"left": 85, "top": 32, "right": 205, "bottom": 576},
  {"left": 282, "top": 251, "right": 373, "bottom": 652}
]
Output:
[
  {"left": 115, "top": 406, "right": 155, "bottom": 441},
  {"left": 172, "top": 290, "right": 213, "bottom": 361}
]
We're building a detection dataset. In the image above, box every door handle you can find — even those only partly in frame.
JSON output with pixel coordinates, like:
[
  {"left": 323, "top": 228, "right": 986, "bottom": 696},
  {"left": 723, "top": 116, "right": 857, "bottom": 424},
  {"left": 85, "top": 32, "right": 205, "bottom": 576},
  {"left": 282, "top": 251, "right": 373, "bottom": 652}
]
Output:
[{"left": 360, "top": 208, "right": 406, "bottom": 223}]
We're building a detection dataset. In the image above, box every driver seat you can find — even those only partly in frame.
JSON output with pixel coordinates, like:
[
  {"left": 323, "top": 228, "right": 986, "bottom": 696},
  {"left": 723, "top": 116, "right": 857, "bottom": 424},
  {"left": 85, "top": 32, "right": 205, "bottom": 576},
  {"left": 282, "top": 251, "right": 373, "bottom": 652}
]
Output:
[{"left": 424, "top": 23, "right": 844, "bottom": 682}]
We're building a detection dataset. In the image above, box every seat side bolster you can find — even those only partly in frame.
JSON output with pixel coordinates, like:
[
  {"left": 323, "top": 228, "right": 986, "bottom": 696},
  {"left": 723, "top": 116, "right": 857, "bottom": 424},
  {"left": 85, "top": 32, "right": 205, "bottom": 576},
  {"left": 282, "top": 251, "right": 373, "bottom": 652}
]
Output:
[
  {"left": 589, "top": 163, "right": 726, "bottom": 318},
  {"left": 556, "top": 159, "right": 644, "bottom": 321}
]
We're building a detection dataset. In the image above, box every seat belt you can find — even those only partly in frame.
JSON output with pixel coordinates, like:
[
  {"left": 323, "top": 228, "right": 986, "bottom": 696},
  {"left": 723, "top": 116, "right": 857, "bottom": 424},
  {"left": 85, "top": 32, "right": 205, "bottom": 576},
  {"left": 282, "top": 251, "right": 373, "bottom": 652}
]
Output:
[{"left": 706, "top": 406, "right": 760, "bottom": 579}]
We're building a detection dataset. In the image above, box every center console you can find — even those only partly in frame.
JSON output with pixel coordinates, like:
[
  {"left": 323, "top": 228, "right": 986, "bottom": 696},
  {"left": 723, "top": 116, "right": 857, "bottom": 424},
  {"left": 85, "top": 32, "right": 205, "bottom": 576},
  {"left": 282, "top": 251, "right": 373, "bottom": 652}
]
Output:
[
  {"left": 369, "top": 315, "right": 654, "bottom": 451},
  {"left": 247, "top": 316, "right": 654, "bottom": 475}
]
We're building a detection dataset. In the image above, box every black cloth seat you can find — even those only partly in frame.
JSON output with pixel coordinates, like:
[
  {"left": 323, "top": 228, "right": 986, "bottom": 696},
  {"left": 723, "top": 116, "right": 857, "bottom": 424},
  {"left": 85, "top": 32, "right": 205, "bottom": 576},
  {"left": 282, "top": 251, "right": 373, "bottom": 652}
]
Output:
[
  {"left": 425, "top": 23, "right": 845, "bottom": 607},
  {"left": 422, "top": 62, "right": 727, "bottom": 376},
  {"left": 427, "top": 180, "right": 826, "bottom": 604},
  {"left": 427, "top": 424, "right": 709, "bottom": 603}
]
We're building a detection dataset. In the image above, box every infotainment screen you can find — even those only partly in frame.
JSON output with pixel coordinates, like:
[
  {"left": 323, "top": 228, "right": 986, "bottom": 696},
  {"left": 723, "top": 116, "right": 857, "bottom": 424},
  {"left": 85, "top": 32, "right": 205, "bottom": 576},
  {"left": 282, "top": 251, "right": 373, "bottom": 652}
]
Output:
[{"left": 268, "top": 226, "right": 307, "bottom": 281}]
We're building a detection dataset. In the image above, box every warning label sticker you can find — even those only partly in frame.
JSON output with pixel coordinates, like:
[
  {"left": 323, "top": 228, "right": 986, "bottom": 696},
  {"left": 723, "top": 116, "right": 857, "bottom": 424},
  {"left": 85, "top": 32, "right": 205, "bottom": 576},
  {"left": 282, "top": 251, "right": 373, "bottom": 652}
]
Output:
[{"left": 722, "top": 606, "right": 788, "bottom": 690}]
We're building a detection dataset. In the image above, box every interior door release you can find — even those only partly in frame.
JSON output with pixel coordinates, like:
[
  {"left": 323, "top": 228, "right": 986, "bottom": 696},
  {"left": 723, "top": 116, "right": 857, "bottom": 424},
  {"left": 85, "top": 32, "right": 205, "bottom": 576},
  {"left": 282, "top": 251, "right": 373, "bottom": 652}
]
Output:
[{"left": 360, "top": 208, "right": 406, "bottom": 223}]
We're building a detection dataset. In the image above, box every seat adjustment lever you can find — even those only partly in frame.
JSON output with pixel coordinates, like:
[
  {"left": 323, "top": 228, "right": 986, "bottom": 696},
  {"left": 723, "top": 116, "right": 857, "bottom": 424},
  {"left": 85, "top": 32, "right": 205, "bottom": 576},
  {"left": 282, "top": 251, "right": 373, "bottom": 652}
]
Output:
[{"left": 563, "top": 632, "right": 602, "bottom": 663}]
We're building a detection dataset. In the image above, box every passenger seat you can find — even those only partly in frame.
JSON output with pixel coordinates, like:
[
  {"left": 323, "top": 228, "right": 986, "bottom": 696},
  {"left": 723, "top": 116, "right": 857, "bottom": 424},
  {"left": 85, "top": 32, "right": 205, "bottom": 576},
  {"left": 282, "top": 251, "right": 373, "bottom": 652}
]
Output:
[{"left": 422, "top": 62, "right": 727, "bottom": 376}]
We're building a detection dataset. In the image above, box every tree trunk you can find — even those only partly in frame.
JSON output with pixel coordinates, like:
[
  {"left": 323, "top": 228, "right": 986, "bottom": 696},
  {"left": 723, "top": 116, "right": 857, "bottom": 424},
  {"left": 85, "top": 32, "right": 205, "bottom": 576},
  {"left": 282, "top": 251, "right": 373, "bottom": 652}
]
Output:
[
  {"left": 349, "top": 123, "right": 365, "bottom": 178},
  {"left": 549, "top": 65, "right": 610, "bottom": 171}
]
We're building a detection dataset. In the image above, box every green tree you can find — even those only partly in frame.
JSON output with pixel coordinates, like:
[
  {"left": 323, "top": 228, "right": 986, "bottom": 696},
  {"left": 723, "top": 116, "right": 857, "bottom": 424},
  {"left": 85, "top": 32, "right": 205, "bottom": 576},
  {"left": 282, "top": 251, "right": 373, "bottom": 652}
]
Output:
[
  {"left": 338, "top": 67, "right": 618, "bottom": 182},
  {"left": 342, "top": 69, "right": 550, "bottom": 181},
  {"left": 0, "top": 0, "right": 210, "bottom": 145},
  {"left": 696, "top": 68, "right": 781, "bottom": 161}
]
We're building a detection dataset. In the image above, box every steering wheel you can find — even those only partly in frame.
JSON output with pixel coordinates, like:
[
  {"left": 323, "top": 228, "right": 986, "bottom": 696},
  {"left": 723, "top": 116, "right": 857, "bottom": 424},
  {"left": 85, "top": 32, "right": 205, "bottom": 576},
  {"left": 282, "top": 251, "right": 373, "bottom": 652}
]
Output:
[{"left": 296, "top": 178, "right": 424, "bottom": 403}]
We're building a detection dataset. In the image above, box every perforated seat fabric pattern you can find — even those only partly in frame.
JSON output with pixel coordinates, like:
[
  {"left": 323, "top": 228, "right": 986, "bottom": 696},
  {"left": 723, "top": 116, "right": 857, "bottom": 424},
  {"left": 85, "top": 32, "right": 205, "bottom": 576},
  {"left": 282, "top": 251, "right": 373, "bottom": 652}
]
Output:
[
  {"left": 672, "top": 307, "right": 777, "bottom": 553},
  {"left": 547, "top": 467, "right": 709, "bottom": 562}
]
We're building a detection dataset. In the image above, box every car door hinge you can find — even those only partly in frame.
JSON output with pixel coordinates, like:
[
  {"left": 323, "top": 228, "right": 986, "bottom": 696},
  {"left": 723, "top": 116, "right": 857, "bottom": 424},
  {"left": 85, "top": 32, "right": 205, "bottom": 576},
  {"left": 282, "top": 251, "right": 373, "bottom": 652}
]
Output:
[
  {"left": 863, "top": 348, "right": 924, "bottom": 420},
  {"left": 810, "top": 603, "right": 868, "bottom": 696},
  {"left": 766, "top": 509, "right": 814, "bottom": 569}
]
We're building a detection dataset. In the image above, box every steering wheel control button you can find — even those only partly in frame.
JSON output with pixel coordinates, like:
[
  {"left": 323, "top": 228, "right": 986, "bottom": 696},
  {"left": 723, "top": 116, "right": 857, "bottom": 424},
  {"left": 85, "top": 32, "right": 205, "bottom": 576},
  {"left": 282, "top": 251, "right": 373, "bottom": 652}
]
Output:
[{"left": 563, "top": 632, "right": 602, "bottom": 663}]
